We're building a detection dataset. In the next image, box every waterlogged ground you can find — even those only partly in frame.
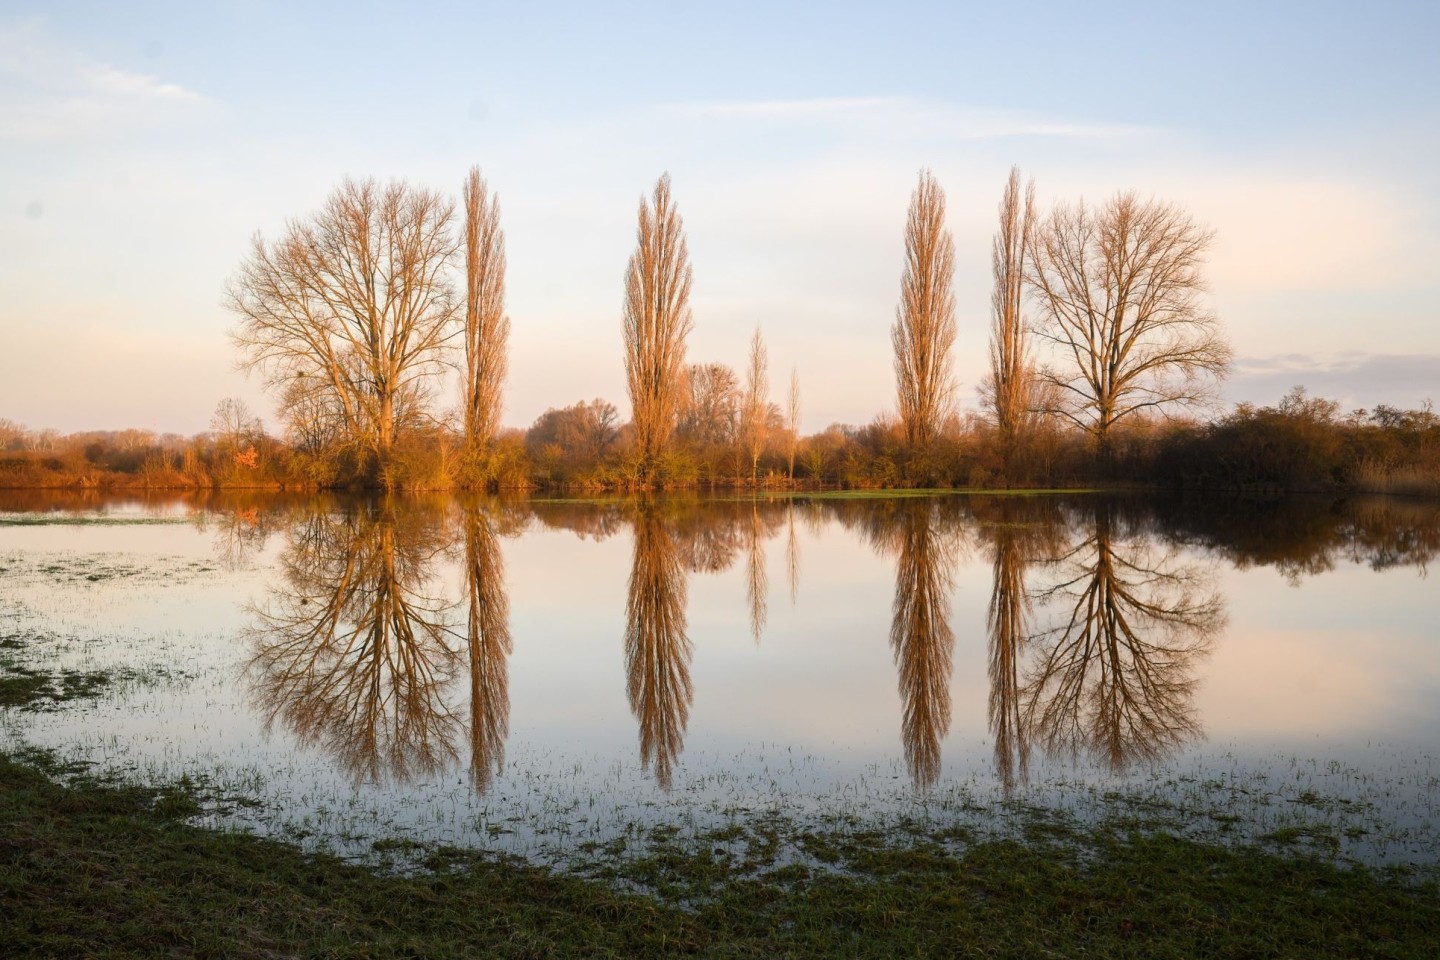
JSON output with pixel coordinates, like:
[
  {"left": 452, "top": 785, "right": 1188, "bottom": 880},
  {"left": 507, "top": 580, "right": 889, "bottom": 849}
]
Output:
[{"left": 2, "top": 491, "right": 1438, "bottom": 880}]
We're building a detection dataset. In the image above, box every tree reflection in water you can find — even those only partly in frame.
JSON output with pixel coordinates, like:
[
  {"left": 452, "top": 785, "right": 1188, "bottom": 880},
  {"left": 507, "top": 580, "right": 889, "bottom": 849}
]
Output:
[
  {"left": 462, "top": 502, "right": 512, "bottom": 794},
  {"left": 889, "top": 500, "right": 960, "bottom": 790},
  {"left": 1022, "top": 503, "right": 1224, "bottom": 773},
  {"left": 245, "top": 501, "right": 464, "bottom": 785},
  {"left": 746, "top": 498, "right": 769, "bottom": 644},
  {"left": 974, "top": 498, "right": 1068, "bottom": 793},
  {"left": 238, "top": 493, "right": 1237, "bottom": 795},
  {"left": 624, "top": 504, "right": 694, "bottom": 791},
  {"left": 785, "top": 501, "right": 801, "bottom": 603}
]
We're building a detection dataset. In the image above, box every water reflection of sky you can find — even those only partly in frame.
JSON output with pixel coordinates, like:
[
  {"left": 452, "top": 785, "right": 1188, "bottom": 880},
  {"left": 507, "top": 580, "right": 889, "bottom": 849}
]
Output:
[{"left": 2, "top": 493, "right": 1437, "bottom": 865}]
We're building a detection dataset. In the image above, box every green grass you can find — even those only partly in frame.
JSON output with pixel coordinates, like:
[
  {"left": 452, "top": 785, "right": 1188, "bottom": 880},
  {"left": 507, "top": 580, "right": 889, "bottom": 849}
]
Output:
[
  {"left": 0, "top": 632, "right": 179, "bottom": 711},
  {"left": 1, "top": 751, "right": 1436, "bottom": 959}
]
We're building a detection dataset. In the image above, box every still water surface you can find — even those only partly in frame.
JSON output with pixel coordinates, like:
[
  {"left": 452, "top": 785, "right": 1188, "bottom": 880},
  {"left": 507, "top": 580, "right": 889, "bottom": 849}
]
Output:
[{"left": 2, "top": 492, "right": 1437, "bottom": 868}]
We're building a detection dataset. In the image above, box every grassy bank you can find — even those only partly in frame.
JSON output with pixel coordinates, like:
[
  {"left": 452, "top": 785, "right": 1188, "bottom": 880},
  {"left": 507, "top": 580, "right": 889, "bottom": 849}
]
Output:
[{"left": 1, "top": 749, "right": 1436, "bottom": 959}]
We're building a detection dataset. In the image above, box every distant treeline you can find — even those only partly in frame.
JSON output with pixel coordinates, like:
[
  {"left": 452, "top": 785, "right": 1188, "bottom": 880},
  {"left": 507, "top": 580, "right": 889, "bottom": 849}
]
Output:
[{"left": 2, "top": 386, "right": 1437, "bottom": 496}]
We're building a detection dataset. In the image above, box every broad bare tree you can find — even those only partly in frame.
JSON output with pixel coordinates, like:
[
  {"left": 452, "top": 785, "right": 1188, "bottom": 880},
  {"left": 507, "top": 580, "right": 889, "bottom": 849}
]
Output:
[
  {"left": 742, "top": 327, "right": 769, "bottom": 484},
  {"left": 623, "top": 174, "right": 694, "bottom": 480},
  {"left": 1027, "top": 191, "right": 1232, "bottom": 458},
  {"left": 227, "top": 178, "right": 459, "bottom": 481},
  {"left": 984, "top": 168, "right": 1039, "bottom": 463},
  {"left": 461, "top": 167, "right": 510, "bottom": 454},
  {"left": 892, "top": 170, "right": 956, "bottom": 455}
]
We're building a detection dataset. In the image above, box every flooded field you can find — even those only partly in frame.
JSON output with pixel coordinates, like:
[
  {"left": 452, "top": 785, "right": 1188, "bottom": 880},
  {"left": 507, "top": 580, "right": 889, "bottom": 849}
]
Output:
[{"left": 2, "top": 491, "right": 1438, "bottom": 875}]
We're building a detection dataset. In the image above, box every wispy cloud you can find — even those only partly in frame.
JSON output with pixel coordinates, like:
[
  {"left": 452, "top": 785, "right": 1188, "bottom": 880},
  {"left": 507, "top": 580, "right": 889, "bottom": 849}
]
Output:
[
  {"left": 685, "top": 96, "right": 897, "bottom": 118},
  {"left": 1227, "top": 352, "right": 1440, "bottom": 409},
  {"left": 671, "top": 96, "right": 1151, "bottom": 141},
  {"left": 0, "top": 19, "right": 207, "bottom": 142},
  {"left": 84, "top": 63, "right": 200, "bottom": 102}
]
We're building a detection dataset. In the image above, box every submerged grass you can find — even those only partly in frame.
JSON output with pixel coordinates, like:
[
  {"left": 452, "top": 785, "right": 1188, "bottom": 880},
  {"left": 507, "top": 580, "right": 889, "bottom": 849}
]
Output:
[
  {"left": 0, "top": 630, "right": 184, "bottom": 712},
  {"left": 2, "top": 750, "right": 1437, "bottom": 959}
]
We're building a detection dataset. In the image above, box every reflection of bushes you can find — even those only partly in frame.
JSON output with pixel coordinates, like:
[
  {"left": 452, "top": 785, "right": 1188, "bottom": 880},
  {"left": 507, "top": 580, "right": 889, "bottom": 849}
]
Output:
[{"left": 1154, "top": 495, "right": 1440, "bottom": 582}]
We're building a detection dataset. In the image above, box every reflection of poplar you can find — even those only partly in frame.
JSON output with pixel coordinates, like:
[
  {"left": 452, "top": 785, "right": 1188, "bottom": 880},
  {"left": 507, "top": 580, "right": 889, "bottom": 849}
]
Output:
[
  {"left": 463, "top": 505, "right": 511, "bottom": 794},
  {"left": 786, "top": 502, "right": 800, "bottom": 604},
  {"left": 987, "top": 523, "right": 1031, "bottom": 792},
  {"left": 890, "top": 502, "right": 957, "bottom": 790},
  {"left": 1025, "top": 505, "right": 1222, "bottom": 772},
  {"left": 624, "top": 507, "right": 693, "bottom": 790},
  {"left": 246, "top": 504, "right": 462, "bottom": 785},
  {"left": 973, "top": 496, "right": 1068, "bottom": 793},
  {"left": 747, "top": 500, "right": 768, "bottom": 644}
]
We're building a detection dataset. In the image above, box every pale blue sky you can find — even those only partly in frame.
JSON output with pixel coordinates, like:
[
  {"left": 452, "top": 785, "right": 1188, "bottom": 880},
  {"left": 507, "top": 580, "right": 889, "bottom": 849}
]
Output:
[{"left": 2, "top": 1, "right": 1437, "bottom": 434}]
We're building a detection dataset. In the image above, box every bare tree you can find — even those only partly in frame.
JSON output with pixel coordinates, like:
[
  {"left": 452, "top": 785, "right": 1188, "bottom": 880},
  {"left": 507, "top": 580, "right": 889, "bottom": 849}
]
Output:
[
  {"left": 461, "top": 167, "right": 510, "bottom": 454},
  {"left": 525, "top": 399, "right": 619, "bottom": 479},
  {"left": 210, "top": 397, "right": 259, "bottom": 452},
  {"left": 227, "top": 178, "right": 459, "bottom": 482},
  {"left": 0, "top": 418, "right": 27, "bottom": 451},
  {"left": 278, "top": 375, "right": 347, "bottom": 454},
  {"left": 1027, "top": 191, "right": 1233, "bottom": 458},
  {"left": 892, "top": 170, "right": 956, "bottom": 455},
  {"left": 984, "top": 168, "right": 1039, "bottom": 465},
  {"left": 623, "top": 174, "right": 694, "bottom": 480},
  {"left": 677, "top": 363, "right": 740, "bottom": 447},
  {"left": 786, "top": 367, "right": 800, "bottom": 480},
  {"left": 742, "top": 327, "right": 769, "bottom": 484}
]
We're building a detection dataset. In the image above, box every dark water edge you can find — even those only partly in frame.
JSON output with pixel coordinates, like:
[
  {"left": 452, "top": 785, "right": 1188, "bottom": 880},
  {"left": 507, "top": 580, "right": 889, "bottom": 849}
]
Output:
[{"left": 5, "top": 485, "right": 1440, "bottom": 568}]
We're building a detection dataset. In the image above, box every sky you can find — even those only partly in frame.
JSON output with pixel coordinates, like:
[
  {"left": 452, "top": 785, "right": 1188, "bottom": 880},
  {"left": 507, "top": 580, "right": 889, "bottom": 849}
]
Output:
[{"left": 1, "top": 0, "right": 1438, "bottom": 436}]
